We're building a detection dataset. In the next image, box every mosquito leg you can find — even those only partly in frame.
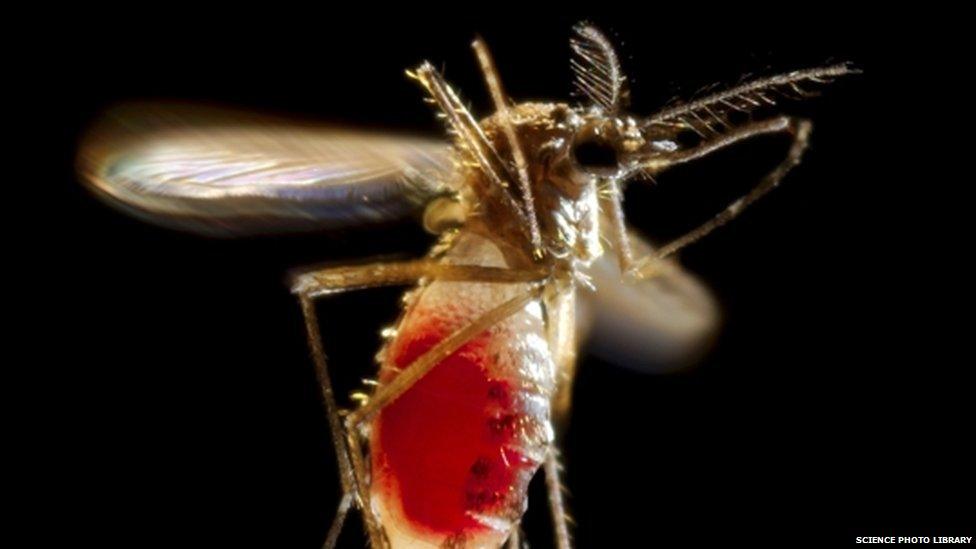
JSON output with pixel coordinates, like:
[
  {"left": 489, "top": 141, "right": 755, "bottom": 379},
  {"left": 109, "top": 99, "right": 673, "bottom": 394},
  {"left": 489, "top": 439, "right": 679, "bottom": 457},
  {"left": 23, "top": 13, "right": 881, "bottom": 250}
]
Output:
[
  {"left": 293, "top": 259, "right": 549, "bottom": 547},
  {"left": 540, "top": 284, "right": 576, "bottom": 549},
  {"left": 298, "top": 293, "right": 385, "bottom": 548},
  {"left": 408, "top": 63, "right": 535, "bottom": 252},
  {"left": 473, "top": 37, "right": 544, "bottom": 257},
  {"left": 297, "top": 295, "right": 355, "bottom": 513},
  {"left": 293, "top": 259, "right": 547, "bottom": 297},
  {"left": 344, "top": 428, "right": 388, "bottom": 548},
  {"left": 545, "top": 448, "right": 572, "bottom": 549},
  {"left": 599, "top": 177, "right": 636, "bottom": 282},
  {"left": 322, "top": 492, "right": 353, "bottom": 549},
  {"left": 628, "top": 116, "right": 813, "bottom": 281},
  {"left": 506, "top": 525, "right": 522, "bottom": 549}
]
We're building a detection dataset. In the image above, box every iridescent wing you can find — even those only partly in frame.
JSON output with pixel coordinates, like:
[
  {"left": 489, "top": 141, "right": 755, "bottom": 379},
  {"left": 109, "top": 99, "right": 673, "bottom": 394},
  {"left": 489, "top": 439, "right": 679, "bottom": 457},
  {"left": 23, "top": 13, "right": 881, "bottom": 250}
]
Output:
[{"left": 77, "top": 104, "right": 454, "bottom": 235}]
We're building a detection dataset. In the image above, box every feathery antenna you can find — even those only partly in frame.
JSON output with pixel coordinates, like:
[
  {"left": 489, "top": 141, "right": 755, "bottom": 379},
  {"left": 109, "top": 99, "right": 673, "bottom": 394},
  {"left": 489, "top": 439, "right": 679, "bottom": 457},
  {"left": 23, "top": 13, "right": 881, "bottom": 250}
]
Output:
[{"left": 570, "top": 23, "right": 626, "bottom": 113}]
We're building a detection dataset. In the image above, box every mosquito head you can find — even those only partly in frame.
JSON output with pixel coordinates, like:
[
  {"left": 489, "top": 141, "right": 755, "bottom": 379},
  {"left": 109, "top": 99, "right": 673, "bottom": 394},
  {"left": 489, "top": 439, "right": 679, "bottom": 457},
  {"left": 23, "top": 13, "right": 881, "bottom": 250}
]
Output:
[
  {"left": 444, "top": 23, "right": 855, "bottom": 272},
  {"left": 509, "top": 105, "right": 643, "bottom": 266},
  {"left": 482, "top": 104, "right": 667, "bottom": 267}
]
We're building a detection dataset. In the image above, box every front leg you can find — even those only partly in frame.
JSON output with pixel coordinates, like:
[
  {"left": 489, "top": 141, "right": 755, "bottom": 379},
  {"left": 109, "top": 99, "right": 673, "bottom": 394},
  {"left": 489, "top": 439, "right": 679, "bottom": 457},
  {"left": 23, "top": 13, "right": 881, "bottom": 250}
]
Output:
[{"left": 603, "top": 116, "right": 813, "bottom": 281}]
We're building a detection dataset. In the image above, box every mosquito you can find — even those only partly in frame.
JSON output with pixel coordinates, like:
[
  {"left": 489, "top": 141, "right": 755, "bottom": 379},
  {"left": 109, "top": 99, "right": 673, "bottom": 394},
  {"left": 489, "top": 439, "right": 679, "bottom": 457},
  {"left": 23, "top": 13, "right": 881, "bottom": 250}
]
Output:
[{"left": 77, "top": 23, "right": 856, "bottom": 549}]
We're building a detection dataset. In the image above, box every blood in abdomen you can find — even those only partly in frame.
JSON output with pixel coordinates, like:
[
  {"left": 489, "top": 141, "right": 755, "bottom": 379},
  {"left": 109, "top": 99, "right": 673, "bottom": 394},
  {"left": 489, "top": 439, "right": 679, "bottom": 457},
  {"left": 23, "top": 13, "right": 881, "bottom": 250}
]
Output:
[{"left": 370, "top": 313, "right": 539, "bottom": 545}]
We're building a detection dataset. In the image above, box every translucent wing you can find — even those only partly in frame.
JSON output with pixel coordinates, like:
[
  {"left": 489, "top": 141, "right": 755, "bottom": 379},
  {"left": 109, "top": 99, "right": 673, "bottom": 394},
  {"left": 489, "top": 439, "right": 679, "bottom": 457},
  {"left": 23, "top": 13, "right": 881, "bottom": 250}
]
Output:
[
  {"left": 77, "top": 104, "right": 454, "bottom": 235},
  {"left": 578, "top": 229, "right": 720, "bottom": 372}
]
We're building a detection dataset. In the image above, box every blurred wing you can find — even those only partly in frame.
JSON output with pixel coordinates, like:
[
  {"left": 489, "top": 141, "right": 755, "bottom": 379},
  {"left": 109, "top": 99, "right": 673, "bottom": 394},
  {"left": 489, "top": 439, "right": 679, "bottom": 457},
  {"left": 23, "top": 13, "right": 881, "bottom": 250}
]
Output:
[
  {"left": 578, "top": 229, "right": 720, "bottom": 373},
  {"left": 77, "top": 104, "right": 454, "bottom": 235}
]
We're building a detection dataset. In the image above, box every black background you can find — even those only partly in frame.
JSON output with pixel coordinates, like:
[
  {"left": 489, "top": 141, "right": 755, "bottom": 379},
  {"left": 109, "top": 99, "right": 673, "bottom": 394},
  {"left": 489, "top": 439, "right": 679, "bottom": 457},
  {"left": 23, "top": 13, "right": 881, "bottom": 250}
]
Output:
[{"left": 27, "top": 4, "right": 971, "bottom": 548}]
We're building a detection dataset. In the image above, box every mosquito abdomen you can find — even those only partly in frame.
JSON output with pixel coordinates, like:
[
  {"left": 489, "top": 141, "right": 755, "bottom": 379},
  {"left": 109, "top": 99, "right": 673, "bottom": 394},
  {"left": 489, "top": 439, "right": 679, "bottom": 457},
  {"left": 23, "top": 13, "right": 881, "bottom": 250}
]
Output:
[{"left": 370, "top": 233, "right": 555, "bottom": 548}]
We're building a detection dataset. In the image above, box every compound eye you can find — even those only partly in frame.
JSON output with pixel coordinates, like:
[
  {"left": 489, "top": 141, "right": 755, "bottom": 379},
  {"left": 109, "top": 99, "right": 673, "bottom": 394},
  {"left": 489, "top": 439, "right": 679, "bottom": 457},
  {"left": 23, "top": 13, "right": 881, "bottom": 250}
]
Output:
[{"left": 572, "top": 136, "right": 619, "bottom": 174}]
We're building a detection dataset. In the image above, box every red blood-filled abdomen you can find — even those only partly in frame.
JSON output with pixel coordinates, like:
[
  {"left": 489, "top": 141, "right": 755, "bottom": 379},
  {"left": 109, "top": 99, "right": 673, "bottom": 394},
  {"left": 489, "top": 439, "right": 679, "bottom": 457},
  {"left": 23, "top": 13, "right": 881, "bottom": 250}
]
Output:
[{"left": 369, "top": 276, "right": 554, "bottom": 548}]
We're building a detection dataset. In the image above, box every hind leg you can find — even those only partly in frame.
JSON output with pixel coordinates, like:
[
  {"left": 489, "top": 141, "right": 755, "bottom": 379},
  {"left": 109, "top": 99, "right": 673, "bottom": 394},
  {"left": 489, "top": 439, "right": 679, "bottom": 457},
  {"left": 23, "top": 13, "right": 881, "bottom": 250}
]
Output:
[
  {"left": 297, "top": 293, "right": 383, "bottom": 548},
  {"left": 545, "top": 449, "right": 573, "bottom": 549}
]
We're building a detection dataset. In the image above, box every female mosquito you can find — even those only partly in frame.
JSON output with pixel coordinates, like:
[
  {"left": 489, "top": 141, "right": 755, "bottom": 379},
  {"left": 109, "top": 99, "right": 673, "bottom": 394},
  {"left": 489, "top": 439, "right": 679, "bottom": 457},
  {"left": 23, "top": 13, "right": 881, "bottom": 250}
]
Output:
[{"left": 77, "top": 23, "right": 855, "bottom": 549}]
